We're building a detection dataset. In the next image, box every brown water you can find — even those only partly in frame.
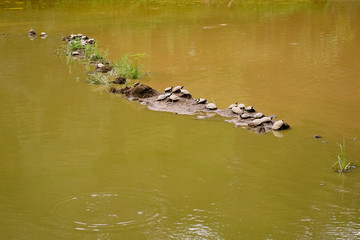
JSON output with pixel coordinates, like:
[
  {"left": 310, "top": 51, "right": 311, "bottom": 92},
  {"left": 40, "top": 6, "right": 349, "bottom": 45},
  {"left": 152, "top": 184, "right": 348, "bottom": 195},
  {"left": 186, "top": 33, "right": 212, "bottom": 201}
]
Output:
[{"left": 1, "top": 1, "right": 360, "bottom": 239}]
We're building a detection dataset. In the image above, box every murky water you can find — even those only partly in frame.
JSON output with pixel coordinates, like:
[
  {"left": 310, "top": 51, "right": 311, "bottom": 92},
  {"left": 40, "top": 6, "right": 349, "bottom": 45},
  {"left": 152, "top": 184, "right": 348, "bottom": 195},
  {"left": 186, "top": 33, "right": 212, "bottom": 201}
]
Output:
[{"left": 1, "top": 1, "right": 360, "bottom": 239}]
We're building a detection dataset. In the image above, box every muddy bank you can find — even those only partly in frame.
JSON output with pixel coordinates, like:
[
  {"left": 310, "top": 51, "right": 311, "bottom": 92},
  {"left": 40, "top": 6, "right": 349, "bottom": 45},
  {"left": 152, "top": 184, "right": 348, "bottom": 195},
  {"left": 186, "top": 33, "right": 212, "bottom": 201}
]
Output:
[{"left": 62, "top": 34, "right": 290, "bottom": 133}]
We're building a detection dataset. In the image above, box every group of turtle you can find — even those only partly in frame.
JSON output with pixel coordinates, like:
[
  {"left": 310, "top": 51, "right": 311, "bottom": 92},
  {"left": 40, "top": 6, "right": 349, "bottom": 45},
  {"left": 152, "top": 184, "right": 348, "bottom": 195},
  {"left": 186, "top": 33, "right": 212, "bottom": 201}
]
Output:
[
  {"left": 27, "top": 29, "right": 48, "bottom": 40},
  {"left": 156, "top": 85, "right": 218, "bottom": 110},
  {"left": 227, "top": 102, "right": 286, "bottom": 130}
]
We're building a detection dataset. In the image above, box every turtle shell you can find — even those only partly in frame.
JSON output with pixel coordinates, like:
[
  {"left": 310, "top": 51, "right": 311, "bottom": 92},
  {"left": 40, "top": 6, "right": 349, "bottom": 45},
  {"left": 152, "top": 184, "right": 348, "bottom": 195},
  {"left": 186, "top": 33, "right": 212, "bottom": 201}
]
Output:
[
  {"left": 237, "top": 103, "right": 245, "bottom": 109},
  {"left": 206, "top": 103, "right": 217, "bottom": 110},
  {"left": 260, "top": 117, "right": 271, "bottom": 123},
  {"left": 181, "top": 89, "right": 190, "bottom": 95},
  {"left": 197, "top": 98, "right": 207, "bottom": 104},
  {"left": 172, "top": 86, "right": 183, "bottom": 93},
  {"left": 240, "top": 113, "right": 251, "bottom": 119},
  {"left": 156, "top": 94, "right": 168, "bottom": 101},
  {"left": 231, "top": 106, "right": 243, "bottom": 115},
  {"left": 164, "top": 87, "right": 172, "bottom": 93},
  {"left": 272, "top": 120, "right": 284, "bottom": 130},
  {"left": 169, "top": 94, "right": 180, "bottom": 102},
  {"left": 253, "top": 112, "right": 264, "bottom": 119},
  {"left": 228, "top": 103, "right": 238, "bottom": 109},
  {"left": 245, "top": 106, "right": 255, "bottom": 112}
]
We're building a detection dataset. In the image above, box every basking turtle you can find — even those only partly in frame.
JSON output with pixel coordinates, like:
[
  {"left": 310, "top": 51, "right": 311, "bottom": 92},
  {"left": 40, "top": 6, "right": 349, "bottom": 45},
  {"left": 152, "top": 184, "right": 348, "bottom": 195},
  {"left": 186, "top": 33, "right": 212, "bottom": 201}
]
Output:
[
  {"left": 206, "top": 103, "right": 217, "bottom": 110},
  {"left": 228, "top": 102, "right": 238, "bottom": 109},
  {"left": 240, "top": 113, "right": 251, "bottom": 119},
  {"left": 156, "top": 94, "right": 170, "bottom": 101},
  {"left": 245, "top": 106, "right": 255, "bottom": 112},
  {"left": 172, "top": 86, "right": 184, "bottom": 93},
  {"left": 196, "top": 98, "right": 207, "bottom": 104},
  {"left": 251, "top": 119, "right": 263, "bottom": 126},
  {"left": 40, "top": 32, "right": 47, "bottom": 38},
  {"left": 164, "top": 87, "right": 173, "bottom": 93},
  {"left": 237, "top": 103, "right": 245, "bottom": 109},
  {"left": 168, "top": 94, "right": 180, "bottom": 102},
  {"left": 231, "top": 106, "right": 243, "bottom": 115},
  {"left": 28, "top": 29, "right": 36, "bottom": 36},
  {"left": 272, "top": 120, "right": 284, "bottom": 130},
  {"left": 260, "top": 117, "right": 271, "bottom": 123},
  {"left": 253, "top": 112, "right": 264, "bottom": 119},
  {"left": 180, "top": 89, "right": 191, "bottom": 98},
  {"left": 133, "top": 82, "right": 140, "bottom": 87}
]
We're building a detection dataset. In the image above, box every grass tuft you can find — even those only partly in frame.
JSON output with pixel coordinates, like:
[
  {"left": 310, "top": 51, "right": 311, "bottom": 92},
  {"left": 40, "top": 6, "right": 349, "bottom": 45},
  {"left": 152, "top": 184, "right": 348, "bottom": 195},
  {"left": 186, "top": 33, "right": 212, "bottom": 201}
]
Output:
[{"left": 332, "top": 138, "right": 351, "bottom": 173}]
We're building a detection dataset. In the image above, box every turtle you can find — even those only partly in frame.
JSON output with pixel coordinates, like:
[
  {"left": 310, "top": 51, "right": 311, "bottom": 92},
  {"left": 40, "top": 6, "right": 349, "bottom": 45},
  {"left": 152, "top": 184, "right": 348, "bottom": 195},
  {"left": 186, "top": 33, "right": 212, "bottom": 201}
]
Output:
[
  {"left": 237, "top": 103, "right": 245, "bottom": 109},
  {"left": 245, "top": 106, "right": 255, "bottom": 112},
  {"left": 81, "top": 35, "right": 89, "bottom": 40},
  {"left": 156, "top": 94, "right": 169, "bottom": 101},
  {"left": 28, "top": 29, "right": 36, "bottom": 38},
  {"left": 86, "top": 38, "right": 95, "bottom": 44},
  {"left": 231, "top": 106, "right": 243, "bottom": 115},
  {"left": 172, "top": 85, "right": 184, "bottom": 93},
  {"left": 240, "top": 113, "right": 251, "bottom": 119},
  {"left": 97, "top": 63, "right": 104, "bottom": 68},
  {"left": 180, "top": 89, "right": 191, "bottom": 98},
  {"left": 40, "top": 32, "right": 47, "bottom": 37},
  {"left": 228, "top": 102, "right": 238, "bottom": 109},
  {"left": 253, "top": 112, "right": 264, "bottom": 119},
  {"left": 251, "top": 119, "right": 263, "bottom": 126},
  {"left": 196, "top": 98, "right": 207, "bottom": 104},
  {"left": 206, "top": 103, "right": 217, "bottom": 110},
  {"left": 272, "top": 120, "right": 284, "bottom": 130},
  {"left": 260, "top": 117, "right": 271, "bottom": 123},
  {"left": 77, "top": 33, "right": 83, "bottom": 37},
  {"left": 133, "top": 82, "right": 140, "bottom": 87},
  {"left": 168, "top": 94, "right": 180, "bottom": 102},
  {"left": 164, "top": 86, "right": 173, "bottom": 93}
]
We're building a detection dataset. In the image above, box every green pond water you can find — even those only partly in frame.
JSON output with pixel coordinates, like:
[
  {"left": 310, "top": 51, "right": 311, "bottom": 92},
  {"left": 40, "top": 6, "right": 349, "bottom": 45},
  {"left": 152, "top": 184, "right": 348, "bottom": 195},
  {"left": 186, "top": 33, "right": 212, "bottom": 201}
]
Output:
[{"left": 1, "top": 0, "right": 360, "bottom": 239}]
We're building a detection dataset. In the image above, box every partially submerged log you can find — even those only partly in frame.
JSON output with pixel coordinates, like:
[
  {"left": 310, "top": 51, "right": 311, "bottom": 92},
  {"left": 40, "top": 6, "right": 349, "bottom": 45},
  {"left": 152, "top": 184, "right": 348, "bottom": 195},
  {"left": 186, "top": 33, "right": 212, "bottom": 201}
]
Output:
[
  {"left": 110, "top": 83, "right": 290, "bottom": 133},
  {"left": 62, "top": 34, "right": 290, "bottom": 134}
]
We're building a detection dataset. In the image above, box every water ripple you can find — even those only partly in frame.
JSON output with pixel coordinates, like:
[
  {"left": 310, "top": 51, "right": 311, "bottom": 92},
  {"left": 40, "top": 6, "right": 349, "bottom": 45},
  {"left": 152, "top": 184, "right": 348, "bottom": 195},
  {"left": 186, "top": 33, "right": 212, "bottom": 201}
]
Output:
[{"left": 50, "top": 190, "right": 166, "bottom": 232}]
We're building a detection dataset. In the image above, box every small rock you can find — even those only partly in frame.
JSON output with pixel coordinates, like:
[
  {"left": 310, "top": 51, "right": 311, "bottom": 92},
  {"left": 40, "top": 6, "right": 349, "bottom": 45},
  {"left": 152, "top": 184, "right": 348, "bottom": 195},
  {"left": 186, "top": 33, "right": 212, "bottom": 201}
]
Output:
[
  {"left": 109, "top": 87, "right": 117, "bottom": 93},
  {"left": 111, "top": 77, "right": 126, "bottom": 84}
]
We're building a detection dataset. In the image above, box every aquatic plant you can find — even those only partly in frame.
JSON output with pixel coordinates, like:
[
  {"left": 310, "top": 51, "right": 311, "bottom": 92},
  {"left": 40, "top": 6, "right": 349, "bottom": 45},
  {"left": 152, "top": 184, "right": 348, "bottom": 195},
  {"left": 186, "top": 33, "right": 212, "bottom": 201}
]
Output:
[
  {"left": 84, "top": 43, "right": 108, "bottom": 62},
  {"left": 69, "top": 38, "right": 83, "bottom": 51},
  {"left": 112, "top": 54, "right": 146, "bottom": 79},
  {"left": 332, "top": 138, "right": 351, "bottom": 173},
  {"left": 88, "top": 72, "right": 111, "bottom": 85}
]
